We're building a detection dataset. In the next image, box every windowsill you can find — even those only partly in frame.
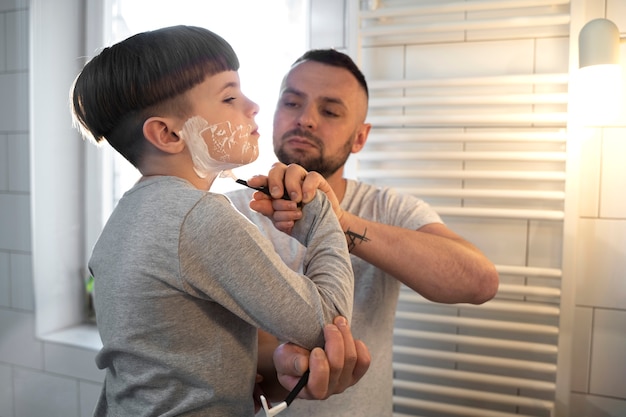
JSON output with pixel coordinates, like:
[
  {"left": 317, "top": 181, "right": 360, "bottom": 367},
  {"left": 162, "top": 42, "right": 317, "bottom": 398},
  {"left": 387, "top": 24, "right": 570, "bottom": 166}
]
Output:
[{"left": 39, "top": 323, "right": 102, "bottom": 352}]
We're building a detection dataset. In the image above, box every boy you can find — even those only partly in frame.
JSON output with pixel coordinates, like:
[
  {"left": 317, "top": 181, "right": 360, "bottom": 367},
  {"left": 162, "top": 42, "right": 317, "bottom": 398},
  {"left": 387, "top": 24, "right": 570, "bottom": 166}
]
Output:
[{"left": 70, "top": 26, "right": 353, "bottom": 416}]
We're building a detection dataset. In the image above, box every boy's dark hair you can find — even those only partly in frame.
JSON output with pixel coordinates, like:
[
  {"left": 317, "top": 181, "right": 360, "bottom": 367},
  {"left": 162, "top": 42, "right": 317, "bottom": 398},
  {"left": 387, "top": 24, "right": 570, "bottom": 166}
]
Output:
[
  {"left": 71, "top": 25, "right": 239, "bottom": 166},
  {"left": 292, "top": 49, "right": 369, "bottom": 99}
]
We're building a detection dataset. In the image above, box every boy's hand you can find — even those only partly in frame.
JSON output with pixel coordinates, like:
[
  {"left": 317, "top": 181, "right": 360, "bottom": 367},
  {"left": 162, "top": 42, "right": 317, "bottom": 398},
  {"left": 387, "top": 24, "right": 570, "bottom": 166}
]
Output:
[{"left": 247, "top": 163, "right": 344, "bottom": 234}]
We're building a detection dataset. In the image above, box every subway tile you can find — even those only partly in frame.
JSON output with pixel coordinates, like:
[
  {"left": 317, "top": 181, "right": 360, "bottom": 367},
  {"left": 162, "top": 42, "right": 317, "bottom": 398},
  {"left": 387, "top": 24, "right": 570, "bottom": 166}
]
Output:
[
  {"left": 0, "top": 308, "right": 43, "bottom": 369},
  {"left": 0, "top": 72, "right": 29, "bottom": 131},
  {"left": 79, "top": 381, "right": 101, "bottom": 417},
  {"left": 11, "top": 252, "right": 33, "bottom": 310},
  {"left": 361, "top": 46, "right": 405, "bottom": 82},
  {"left": 8, "top": 133, "right": 29, "bottom": 193},
  {"left": 0, "top": 193, "right": 30, "bottom": 252},
  {"left": 535, "top": 37, "right": 570, "bottom": 74},
  {"left": 310, "top": 0, "right": 345, "bottom": 49},
  {"left": 576, "top": 218, "right": 626, "bottom": 309},
  {"left": 570, "top": 393, "right": 626, "bottom": 417},
  {"left": 589, "top": 309, "right": 626, "bottom": 398},
  {"left": 445, "top": 217, "right": 528, "bottom": 266},
  {"left": 0, "top": 134, "right": 8, "bottom": 191},
  {"left": 0, "top": 363, "right": 13, "bottom": 416},
  {"left": 0, "top": 252, "right": 9, "bottom": 306},
  {"left": 406, "top": 38, "right": 535, "bottom": 79},
  {"left": 528, "top": 220, "right": 564, "bottom": 269},
  {"left": 0, "top": 0, "right": 29, "bottom": 12},
  {"left": 5, "top": 10, "right": 28, "bottom": 71},
  {"left": 578, "top": 130, "right": 602, "bottom": 218},
  {"left": 0, "top": 13, "right": 5, "bottom": 71},
  {"left": 44, "top": 342, "right": 103, "bottom": 383},
  {"left": 14, "top": 367, "right": 79, "bottom": 417},
  {"left": 607, "top": 0, "right": 626, "bottom": 31},
  {"left": 600, "top": 128, "right": 626, "bottom": 219},
  {"left": 571, "top": 306, "right": 593, "bottom": 392}
]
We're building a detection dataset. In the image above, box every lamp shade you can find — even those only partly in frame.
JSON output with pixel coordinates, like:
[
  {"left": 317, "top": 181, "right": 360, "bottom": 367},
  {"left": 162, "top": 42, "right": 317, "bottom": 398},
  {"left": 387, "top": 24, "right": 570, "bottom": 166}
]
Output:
[{"left": 579, "top": 18, "right": 620, "bottom": 68}]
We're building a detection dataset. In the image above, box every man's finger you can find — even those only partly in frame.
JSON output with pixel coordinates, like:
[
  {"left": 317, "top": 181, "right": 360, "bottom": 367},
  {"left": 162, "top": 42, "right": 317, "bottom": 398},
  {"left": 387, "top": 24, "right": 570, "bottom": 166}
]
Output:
[
  {"left": 302, "top": 347, "right": 330, "bottom": 399},
  {"left": 352, "top": 340, "right": 371, "bottom": 382}
]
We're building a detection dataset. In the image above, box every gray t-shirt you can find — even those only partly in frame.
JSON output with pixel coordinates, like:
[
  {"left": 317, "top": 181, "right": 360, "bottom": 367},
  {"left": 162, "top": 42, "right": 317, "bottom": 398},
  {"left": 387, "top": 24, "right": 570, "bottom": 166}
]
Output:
[
  {"left": 228, "top": 179, "right": 442, "bottom": 417},
  {"left": 90, "top": 176, "right": 353, "bottom": 417}
]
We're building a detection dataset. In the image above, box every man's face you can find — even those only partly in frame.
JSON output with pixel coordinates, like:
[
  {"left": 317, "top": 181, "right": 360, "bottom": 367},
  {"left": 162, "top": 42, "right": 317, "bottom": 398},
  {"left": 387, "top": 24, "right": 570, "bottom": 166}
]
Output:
[{"left": 272, "top": 61, "right": 369, "bottom": 178}]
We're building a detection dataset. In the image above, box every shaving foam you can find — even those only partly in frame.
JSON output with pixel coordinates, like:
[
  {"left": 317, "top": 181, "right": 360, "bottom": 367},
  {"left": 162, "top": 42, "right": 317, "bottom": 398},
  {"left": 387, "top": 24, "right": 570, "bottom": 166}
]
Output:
[{"left": 180, "top": 116, "right": 258, "bottom": 178}]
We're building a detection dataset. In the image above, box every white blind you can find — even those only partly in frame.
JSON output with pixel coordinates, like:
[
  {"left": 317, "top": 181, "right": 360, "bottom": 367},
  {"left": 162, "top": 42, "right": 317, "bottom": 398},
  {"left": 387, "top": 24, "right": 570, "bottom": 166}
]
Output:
[{"left": 353, "top": 1, "right": 572, "bottom": 416}]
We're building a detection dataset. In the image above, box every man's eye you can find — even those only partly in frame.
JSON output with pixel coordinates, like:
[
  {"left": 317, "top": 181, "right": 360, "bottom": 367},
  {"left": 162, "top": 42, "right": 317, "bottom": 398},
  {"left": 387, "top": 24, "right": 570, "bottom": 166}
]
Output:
[
  {"left": 323, "top": 109, "right": 339, "bottom": 117},
  {"left": 224, "top": 97, "right": 236, "bottom": 103}
]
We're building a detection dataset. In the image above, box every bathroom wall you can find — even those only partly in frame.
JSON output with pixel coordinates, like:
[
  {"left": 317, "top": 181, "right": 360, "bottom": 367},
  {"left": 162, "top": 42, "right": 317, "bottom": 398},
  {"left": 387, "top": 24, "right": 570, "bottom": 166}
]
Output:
[
  {"left": 1, "top": 0, "right": 104, "bottom": 413},
  {"left": 0, "top": 1, "right": 625, "bottom": 416},
  {"left": 569, "top": 1, "right": 626, "bottom": 414}
]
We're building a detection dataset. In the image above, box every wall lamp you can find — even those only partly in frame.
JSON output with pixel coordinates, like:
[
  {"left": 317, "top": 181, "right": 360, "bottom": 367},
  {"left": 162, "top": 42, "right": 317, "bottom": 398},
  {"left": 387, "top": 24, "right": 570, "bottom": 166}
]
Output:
[{"left": 576, "top": 18, "right": 625, "bottom": 126}]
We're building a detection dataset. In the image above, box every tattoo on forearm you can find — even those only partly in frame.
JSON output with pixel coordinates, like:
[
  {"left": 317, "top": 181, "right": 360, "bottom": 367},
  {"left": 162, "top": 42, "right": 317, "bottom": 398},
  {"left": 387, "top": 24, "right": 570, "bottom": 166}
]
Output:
[{"left": 345, "top": 228, "right": 369, "bottom": 252}]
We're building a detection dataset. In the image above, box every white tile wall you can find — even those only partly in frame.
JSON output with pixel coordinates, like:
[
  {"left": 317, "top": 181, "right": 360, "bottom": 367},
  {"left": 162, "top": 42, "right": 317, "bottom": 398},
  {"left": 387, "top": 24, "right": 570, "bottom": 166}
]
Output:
[
  {"left": 527, "top": 220, "right": 565, "bottom": 269},
  {"left": 0, "top": 135, "right": 7, "bottom": 189},
  {"left": 535, "top": 38, "right": 570, "bottom": 73},
  {"left": 0, "top": 14, "right": 5, "bottom": 71},
  {"left": 0, "top": 309, "right": 43, "bottom": 369},
  {"left": 5, "top": 10, "right": 28, "bottom": 71},
  {"left": 589, "top": 309, "right": 626, "bottom": 398},
  {"left": 43, "top": 343, "right": 104, "bottom": 383},
  {"left": 9, "top": 252, "right": 33, "bottom": 310},
  {"left": 578, "top": 130, "right": 602, "bottom": 217},
  {"left": 0, "top": 363, "right": 13, "bottom": 416},
  {"left": 570, "top": 392, "right": 626, "bottom": 417},
  {"left": 309, "top": 0, "right": 345, "bottom": 49},
  {"left": 0, "top": 194, "right": 30, "bottom": 252},
  {"left": 571, "top": 306, "right": 593, "bottom": 392},
  {"left": 447, "top": 217, "right": 530, "bottom": 266},
  {"left": 600, "top": 128, "right": 626, "bottom": 217},
  {"left": 576, "top": 218, "right": 626, "bottom": 309},
  {"left": 79, "top": 381, "right": 101, "bottom": 417},
  {"left": 0, "top": 73, "right": 28, "bottom": 131},
  {"left": 13, "top": 368, "right": 80, "bottom": 417},
  {"left": 0, "top": 252, "right": 10, "bottom": 306},
  {"left": 405, "top": 39, "right": 536, "bottom": 78},
  {"left": 0, "top": 0, "right": 29, "bottom": 13},
  {"left": 7, "top": 134, "right": 29, "bottom": 193}
]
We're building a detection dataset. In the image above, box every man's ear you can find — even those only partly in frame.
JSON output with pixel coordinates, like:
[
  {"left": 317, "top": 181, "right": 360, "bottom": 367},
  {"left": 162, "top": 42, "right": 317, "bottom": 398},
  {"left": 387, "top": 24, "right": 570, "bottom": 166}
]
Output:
[
  {"left": 351, "top": 122, "right": 371, "bottom": 154},
  {"left": 143, "top": 117, "right": 185, "bottom": 154}
]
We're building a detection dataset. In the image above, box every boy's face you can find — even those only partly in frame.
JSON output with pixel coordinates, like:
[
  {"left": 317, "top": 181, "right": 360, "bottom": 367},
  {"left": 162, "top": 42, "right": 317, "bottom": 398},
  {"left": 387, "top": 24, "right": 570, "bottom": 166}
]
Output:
[{"left": 179, "top": 71, "right": 260, "bottom": 178}]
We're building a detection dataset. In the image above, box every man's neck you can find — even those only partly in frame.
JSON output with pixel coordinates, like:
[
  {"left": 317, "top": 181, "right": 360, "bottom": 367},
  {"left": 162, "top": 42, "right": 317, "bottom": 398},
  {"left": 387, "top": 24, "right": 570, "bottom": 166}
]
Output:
[{"left": 326, "top": 171, "right": 348, "bottom": 203}]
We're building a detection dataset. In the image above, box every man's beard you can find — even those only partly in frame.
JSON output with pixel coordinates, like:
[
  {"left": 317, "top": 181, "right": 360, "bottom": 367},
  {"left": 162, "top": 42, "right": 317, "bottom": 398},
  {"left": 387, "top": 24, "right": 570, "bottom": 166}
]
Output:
[{"left": 275, "top": 128, "right": 354, "bottom": 178}]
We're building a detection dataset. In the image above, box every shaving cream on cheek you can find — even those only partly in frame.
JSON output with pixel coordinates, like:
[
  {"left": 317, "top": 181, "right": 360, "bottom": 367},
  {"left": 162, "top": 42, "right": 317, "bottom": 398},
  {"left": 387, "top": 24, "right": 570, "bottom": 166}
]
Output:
[{"left": 179, "top": 115, "right": 259, "bottom": 178}]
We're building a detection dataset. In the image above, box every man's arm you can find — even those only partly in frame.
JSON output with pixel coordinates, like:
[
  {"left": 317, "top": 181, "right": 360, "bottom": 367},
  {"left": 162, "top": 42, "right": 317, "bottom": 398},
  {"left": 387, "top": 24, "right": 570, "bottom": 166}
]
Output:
[
  {"left": 338, "top": 213, "right": 498, "bottom": 304},
  {"left": 247, "top": 163, "right": 499, "bottom": 305},
  {"left": 256, "top": 316, "right": 371, "bottom": 402}
]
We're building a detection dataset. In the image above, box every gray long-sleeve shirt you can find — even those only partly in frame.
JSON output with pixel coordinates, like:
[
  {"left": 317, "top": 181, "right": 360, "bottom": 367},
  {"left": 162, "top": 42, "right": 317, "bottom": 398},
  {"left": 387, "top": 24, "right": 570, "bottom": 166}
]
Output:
[{"left": 90, "top": 176, "right": 353, "bottom": 416}]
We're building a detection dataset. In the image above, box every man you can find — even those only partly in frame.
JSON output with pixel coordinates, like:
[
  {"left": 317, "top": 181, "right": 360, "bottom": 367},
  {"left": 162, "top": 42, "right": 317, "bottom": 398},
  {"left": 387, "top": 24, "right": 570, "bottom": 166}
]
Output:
[{"left": 228, "top": 49, "right": 499, "bottom": 416}]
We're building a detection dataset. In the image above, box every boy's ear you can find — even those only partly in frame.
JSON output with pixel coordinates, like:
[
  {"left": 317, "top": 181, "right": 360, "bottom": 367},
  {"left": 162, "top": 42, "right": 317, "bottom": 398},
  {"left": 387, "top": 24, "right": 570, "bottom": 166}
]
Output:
[{"left": 143, "top": 117, "right": 185, "bottom": 154}]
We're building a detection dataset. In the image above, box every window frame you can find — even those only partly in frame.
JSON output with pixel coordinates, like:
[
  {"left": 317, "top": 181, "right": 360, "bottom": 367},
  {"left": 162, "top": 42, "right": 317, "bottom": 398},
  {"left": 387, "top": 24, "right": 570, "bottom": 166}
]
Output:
[
  {"left": 31, "top": 0, "right": 308, "bottom": 350},
  {"left": 30, "top": 0, "right": 114, "bottom": 349}
]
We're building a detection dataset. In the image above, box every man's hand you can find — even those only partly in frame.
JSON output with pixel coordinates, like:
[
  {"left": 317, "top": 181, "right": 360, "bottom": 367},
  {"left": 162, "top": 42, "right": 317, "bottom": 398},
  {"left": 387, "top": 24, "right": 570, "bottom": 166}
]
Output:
[
  {"left": 246, "top": 163, "right": 343, "bottom": 234},
  {"left": 270, "top": 316, "right": 370, "bottom": 401}
]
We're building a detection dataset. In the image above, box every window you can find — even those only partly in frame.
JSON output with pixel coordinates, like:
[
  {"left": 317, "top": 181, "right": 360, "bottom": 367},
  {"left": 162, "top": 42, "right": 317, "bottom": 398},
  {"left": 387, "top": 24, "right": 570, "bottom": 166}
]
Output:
[
  {"left": 31, "top": 0, "right": 306, "bottom": 348},
  {"left": 107, "top": 0, "right": 307, "bottom": 207}
]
